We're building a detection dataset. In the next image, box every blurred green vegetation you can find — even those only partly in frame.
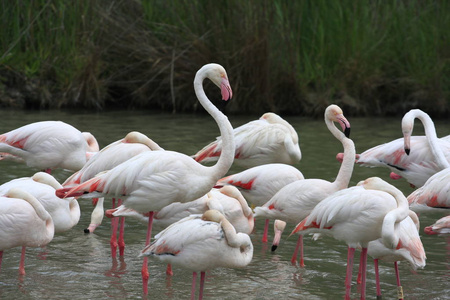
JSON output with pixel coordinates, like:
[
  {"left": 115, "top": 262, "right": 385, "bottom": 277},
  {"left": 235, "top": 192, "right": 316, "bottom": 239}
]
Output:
[{"left": 0, "top": 0, "right": 449, "bottom": 117}]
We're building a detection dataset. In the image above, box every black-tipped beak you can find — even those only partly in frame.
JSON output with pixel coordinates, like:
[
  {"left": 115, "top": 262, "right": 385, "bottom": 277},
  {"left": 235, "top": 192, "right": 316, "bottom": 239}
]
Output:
[
  {"left": 84, "top": 228, "right": 91, "bottom": 234},
  {"left": 405, "top": 148, "right": 410, "bottom": 155},
  {"left": 344, "top": 127, "right": 351, "bottom": 138},
  {"left": 271, "top": 245, "right": 278, "bottom": 252}
]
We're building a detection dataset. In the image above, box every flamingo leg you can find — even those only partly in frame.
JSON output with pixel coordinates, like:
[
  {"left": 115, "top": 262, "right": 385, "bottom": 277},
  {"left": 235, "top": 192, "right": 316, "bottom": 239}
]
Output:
[
  {"left": 191, "top": 272, "right": 197, "bottom": 300},
  {"left": 117, "top": 199, "right": 126, "bottom": 256},
  {"left": 262, "top": 219, "right": 269, "bottom": 243},
  {"left": 19, "top": 246, "right": 26, "bottom": 276},
  {"left": 290, "top": 235, "right": 304, "bottom": 267},
  {"left": 360, "top": 247, "right": 368, "bottom": 300},
  {"left": 394, "top": 261, "right": 404, "bottom": 300},
  {"left": 166, "top": 263, "right": 173, "bottom": 276},
  {"left": 110, "top": 198, "right": 118, "bottom": 258},
  {"left": 356, "top": 255, "right": 363, "bottom": 284},
  {"left": 199, "top": 271, "right": 206, "bottom": 300},
  {"left": 345, "top": 247, "right": 356, "bottom": 300},
  {"left": 142, "top": 211, "right": 154, "bottom": 296},
  {"left": 374, "top": 259, "right": 382, "bottom": 300}
]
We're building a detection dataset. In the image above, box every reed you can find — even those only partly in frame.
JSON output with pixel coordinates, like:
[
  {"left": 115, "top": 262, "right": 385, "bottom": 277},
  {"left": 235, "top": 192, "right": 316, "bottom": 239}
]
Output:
[{"left": 1, "top": 0, "right": 448, "bottom": 116}]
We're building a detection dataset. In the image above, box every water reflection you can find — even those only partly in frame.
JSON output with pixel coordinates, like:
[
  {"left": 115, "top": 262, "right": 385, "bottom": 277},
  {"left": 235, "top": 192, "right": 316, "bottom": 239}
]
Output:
[{"left": 0, "top": 109, "right": 448, "bottom": 299}]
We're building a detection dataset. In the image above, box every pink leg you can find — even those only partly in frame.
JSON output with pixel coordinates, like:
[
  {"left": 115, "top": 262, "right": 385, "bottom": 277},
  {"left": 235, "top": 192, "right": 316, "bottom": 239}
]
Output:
[
  {"left": 345, "top": 247, "right": 356, "bottom": 300},
  {"left": 290, "top": 235, "right": 304, "bottom": 267},
  {"left": 117, "top": 199, "right": 126, "bottom": 256},
  {"left": 262, "top": 219, "right": 269, "bottom": 243},
  {"left": 166, "top": 263, "right": 173, "bottom": 276},
  {"left": 394, "top": 261, "right": 404, "bottom": 300},
  {"left": 374, "top": 259, "right": 382, "bottom": 299},
  {"left": 110, "top": 198, "right": 118, "bottom": 258},
  {"left": 199, "top": 271, "right": 206, "bottom": 300},
  {"left": 19, "top": 246, "right": 26, "bottom": 276},
  {"left": 191, "top": 272, "right": 197, "bottom": 300},
  {"left": 356, "top": 255, "right": 363, "bottom": 284},
  {"left": 142, "top": 211, "right": 154, "bottom": 296},
  {"left": 360, "top": 247, "right": 368, "bottom": 300}
]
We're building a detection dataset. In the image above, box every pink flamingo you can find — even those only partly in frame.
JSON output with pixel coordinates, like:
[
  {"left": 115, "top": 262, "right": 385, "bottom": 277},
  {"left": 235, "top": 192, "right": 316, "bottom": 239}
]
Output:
[
  {"left": 215, "top": 163, "right": 304, "bottom": 243},
  {"left": 62, "top": 131, "right": 163, "bottom": 257},
  {"left": 0, "top": 188, "right": 54, "bottom": 276},
  {"left": 193, "top": 112, "right": 301, "bottom": 168},
  {"left": 56, "top": 63, "right": 235, "bottom": 295},
  {"left": 291, "top": 177, "right": 410, "bottom": 300},
  {"left": 140, "top": 210, "right": 253, "bottom": 300},
  {"left": 347, "top": 109, "right": 450, "bottom": 188},
  {"left": 424, "top": 215, "right": 450, "bottom": 235},
  {"left": 0, "top": 172, "right": 79, "bottom": 233},
  {"left": 361, "top": 210, "right": 426, "bottom": 299},
  {"left": 0, "top": 121, "right": 99, "bottom": 173},
  {"left": 107, "top": 185, "right": 254, "bottom": 276},
  {"left": 254, "top": 104, "right": 353, "bottom": 267}
]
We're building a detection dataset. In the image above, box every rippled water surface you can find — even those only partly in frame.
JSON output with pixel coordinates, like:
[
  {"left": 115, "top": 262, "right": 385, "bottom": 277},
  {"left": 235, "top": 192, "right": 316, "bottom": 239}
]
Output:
[{"left": 0, "top": 109, "right": 448, "bottom": 300}]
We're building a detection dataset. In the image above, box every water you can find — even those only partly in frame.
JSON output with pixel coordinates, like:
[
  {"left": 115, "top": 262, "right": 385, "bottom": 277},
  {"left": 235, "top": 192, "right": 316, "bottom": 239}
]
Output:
[{"left": 0, "top": 109, "right": 448, "bottom": 300}]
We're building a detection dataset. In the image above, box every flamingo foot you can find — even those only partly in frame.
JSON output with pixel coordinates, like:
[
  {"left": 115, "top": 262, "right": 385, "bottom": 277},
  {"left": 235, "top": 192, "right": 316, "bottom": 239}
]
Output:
[{"left": 142, "top": 257, "right": 149, "bottom": 295}]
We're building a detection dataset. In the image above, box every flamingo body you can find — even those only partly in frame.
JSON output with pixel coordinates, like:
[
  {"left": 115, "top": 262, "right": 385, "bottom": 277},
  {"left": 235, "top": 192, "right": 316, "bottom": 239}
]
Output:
[
  {"left": 0, "top": 172, "right": 79, "bottom": 233},
  {"left": 0, "top": 121, "right": 99, "bottom": 172},
  {"left": 193, "top": 112, "right": 301, "bottom": 167}
]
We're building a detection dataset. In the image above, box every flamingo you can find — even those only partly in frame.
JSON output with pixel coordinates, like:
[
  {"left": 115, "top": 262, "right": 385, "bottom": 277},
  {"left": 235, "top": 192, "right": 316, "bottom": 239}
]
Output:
[
  {"left": 291, "top": 177, "right": 410, "bottom": 300},
  {"left": 0, "top": 172, "right": 79, "bottom": 233},
  {"left": 407, "top": 168, "right": 450, "bottom": 210},
  {"left": 253, "top": 104, "right": 353, "bottom": 267},
  {"left": 192, "top": 112, "right": 301, "bottom": 167},
  {"left": 109, "top": 185, "right": 254, "bottom": 276},
  {"left": 215, "top": 163, "right": 304, "bottom": 243},
  {"left": 56, "top": 63, "right": 235, "bottom": 295},
  {"left": 424, "top": 215, "right": 450, "bottom": 235},
  {"left": 0, "top": 188, "right": 54, "bottom": 275},
  {"left": 350, "top": 109, "right": 450, "bottom": 188},
  {"left": 140, "top": 210, "right": 253, "bottom": 300},
  {"left": 363, "top": 210, "right": 426, "bottom": 299},
  {"left": 62, "top": 131, "right": 163, "bottom": 257},
  {"left": 0, "top": 121, "right": 99, "bottom": 173}
]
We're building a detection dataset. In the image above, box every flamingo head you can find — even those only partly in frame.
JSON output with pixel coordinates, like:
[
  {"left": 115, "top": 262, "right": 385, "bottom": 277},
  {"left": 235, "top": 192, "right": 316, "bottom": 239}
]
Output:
[
  {"left": 326, "top": 104, "right": 351, "bottom": 138},
  {"left": 203, "top": 64, "right": 233, "bottom": 101}
]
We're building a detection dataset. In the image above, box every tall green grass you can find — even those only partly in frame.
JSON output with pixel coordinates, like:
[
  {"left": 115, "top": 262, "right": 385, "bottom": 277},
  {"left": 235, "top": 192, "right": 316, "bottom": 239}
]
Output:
[{"left": 1, "top": 0, "right": 449, "bottom": 116}]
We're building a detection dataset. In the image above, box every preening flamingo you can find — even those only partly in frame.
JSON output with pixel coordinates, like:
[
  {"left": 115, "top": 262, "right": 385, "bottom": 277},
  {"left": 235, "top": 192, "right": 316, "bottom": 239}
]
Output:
[
  {"left": 254, "top": 104, "right": 353, "bottom": 267},
  {"left": 193, "top": 112, "right": 301, "bottom": 167},
  {"left": 140, "top": 210, "right": 253, "bottom": 300},
  {"left": 0, "top": 172, "right": 79, "bottom": 233},
  {"left": 424, "top": 215, "right": 450, "bottom": 235},
  {"left": 56, "top": 63, "right": 235, "bottom": 295},
  {"left": 0, "top": 188, "right": 54, "bottom": 276},
  {"left": 364, "top": 210, "right": 426, "bottom": 299},
  {"left": 291, "top": 177, "right": 410, "bottom": 300},
  {"left": 352, "top": 109, "right": 450, "bottom": 188},
  {"left": 0, "top": 121, "right": 99, "bottom": 173},
  {"left": 61, "top": 131, "right": 163, "bottom": 257},
  {"left": 215, "top": 163, "right": 304, "bottom": 243}
]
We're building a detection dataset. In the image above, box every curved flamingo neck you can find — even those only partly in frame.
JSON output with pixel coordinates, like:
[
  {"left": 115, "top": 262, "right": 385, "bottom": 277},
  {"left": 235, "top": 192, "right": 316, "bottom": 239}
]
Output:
[
  {"left": 380, "top": 185, "right": 409, "bottom": 249},
  {"left": 194, "top": 68, "right": 235, "bottom": 180},
  {"left": 326, "top": 117, "right": 355, "bottom": 190},
  {"left": 405, "top": 110, "right": 449, "bottom": 169}
]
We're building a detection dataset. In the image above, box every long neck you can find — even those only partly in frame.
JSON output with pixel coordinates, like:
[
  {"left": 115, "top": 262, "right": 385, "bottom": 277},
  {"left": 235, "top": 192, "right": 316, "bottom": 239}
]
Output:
[
  {"left": 327, "top": 119, "right": 355, "bottom": 190},
  {"left": 381, "top": 186, "right": 410, "bottom": 249},
  {"left": 194, "top": 72, "right": 235, "bottom": 180},
  {"left": 417, "top": 113, "right": 450, "bottom": 169}
]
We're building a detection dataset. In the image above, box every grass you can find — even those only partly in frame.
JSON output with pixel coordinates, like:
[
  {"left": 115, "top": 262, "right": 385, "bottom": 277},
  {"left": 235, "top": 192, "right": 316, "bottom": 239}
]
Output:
[{"left": 0, "top": 0, "right": 449, "bottom": 117}]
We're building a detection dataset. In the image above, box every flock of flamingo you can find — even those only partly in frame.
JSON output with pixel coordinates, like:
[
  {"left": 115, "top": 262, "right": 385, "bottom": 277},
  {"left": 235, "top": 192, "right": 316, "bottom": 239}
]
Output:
[{"left": 0, "top": 63, "right": 448, "bottom": 300}]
